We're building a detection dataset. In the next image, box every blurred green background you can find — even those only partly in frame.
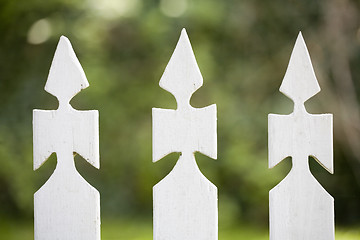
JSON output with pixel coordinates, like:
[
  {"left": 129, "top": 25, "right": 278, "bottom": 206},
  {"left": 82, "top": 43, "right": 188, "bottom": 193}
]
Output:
[{"left": 1, "top": 0, "right": 360, "bottom": 239}]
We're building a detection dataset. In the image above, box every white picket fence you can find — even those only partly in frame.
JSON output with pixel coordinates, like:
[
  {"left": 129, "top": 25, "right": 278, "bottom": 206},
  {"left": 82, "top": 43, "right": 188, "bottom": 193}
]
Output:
[{"left": 33, "top": 29, "right": 334, "bottom": 240}]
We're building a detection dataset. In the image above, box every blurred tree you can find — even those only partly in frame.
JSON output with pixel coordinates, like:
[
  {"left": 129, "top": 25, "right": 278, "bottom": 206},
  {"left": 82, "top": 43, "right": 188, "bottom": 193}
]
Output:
[{"left": 0, "top": 0, "right": 360, "bottom": 227}]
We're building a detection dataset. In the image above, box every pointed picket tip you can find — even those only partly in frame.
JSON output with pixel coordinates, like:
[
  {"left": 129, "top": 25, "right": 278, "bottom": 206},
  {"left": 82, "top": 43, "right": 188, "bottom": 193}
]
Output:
[
  {"left": 159, "top": 28, "right": 203, "bottom": 108},
  {"left": 45, "top": 36, "right": 89, "bottom": 105},
  {"left": 280, "top": 32, "right": 320, "bottom": 105}
]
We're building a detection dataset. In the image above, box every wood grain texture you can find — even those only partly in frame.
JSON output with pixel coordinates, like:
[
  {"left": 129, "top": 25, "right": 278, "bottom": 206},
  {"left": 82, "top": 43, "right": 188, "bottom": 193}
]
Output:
[
  {"left": 33, "top": 36, "right": 100, "bottom": 240},
  {"left": 153, "top": 29, "right": 217, "bottom": 240},
  {"left": 268, "top": 32, "right": 334, "bottom": 240}
]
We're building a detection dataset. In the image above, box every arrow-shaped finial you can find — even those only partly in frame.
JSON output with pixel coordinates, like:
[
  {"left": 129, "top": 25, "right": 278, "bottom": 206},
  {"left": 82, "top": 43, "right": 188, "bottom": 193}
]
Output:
[
  {"left": 45, "top": 36, "right": 89, "bottom": 106},
  {"left": 159, "top": 28, "right": 203, "bottom": 109},
  {"left": 280, "top": 32, "right": 320, "bottom": 106}
]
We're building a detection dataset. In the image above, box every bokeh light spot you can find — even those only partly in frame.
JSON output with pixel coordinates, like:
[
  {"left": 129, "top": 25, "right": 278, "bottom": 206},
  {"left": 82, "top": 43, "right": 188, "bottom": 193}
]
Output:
[
  {"left": 27, "top": 19, "right": 52, "bottom": 45},
  {"left": 160, "top": 0, "right": 187, "bottom": 18},
  {"left": 88, "top": 0, "right": 141, "bottom": 19}
]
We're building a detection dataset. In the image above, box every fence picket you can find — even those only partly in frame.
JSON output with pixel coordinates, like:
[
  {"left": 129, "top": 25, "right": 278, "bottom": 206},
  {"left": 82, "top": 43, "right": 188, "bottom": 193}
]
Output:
[
  {"left": 152, "top": 29, "right": 218, "bottom": 240},
  {"left": 268, "top": 32, "right": 334, "bottom": 240},
  {"left": 33, "top": 36, "right": 100, "bottom": 240}
]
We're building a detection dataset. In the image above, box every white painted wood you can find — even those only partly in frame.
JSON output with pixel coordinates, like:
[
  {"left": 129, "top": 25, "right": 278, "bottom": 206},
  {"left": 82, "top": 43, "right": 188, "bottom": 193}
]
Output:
[
  {"left": 153, "top": 29, "right": 217, "bottom": 240},
  {"left": 268, "top": 32, "right": 334, "bottom": 240},
  {"left": 33, "top": 36, "right": 100, "bottom": 240}
]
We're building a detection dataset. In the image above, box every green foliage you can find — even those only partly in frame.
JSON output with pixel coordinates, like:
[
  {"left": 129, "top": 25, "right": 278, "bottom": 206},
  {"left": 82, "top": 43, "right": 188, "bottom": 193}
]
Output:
[
  {"left": 1, "top": 218, "right": 360, "bottom": 240},
  {"left": 0, "top": 0, "right": 360, "bottom": 228}
]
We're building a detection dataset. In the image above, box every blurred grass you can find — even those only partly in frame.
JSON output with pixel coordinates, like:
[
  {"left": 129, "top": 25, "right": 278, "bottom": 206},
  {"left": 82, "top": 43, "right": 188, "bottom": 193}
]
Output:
[{"left": 0, "top": 218, "right": 359, "bottom": 239}]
